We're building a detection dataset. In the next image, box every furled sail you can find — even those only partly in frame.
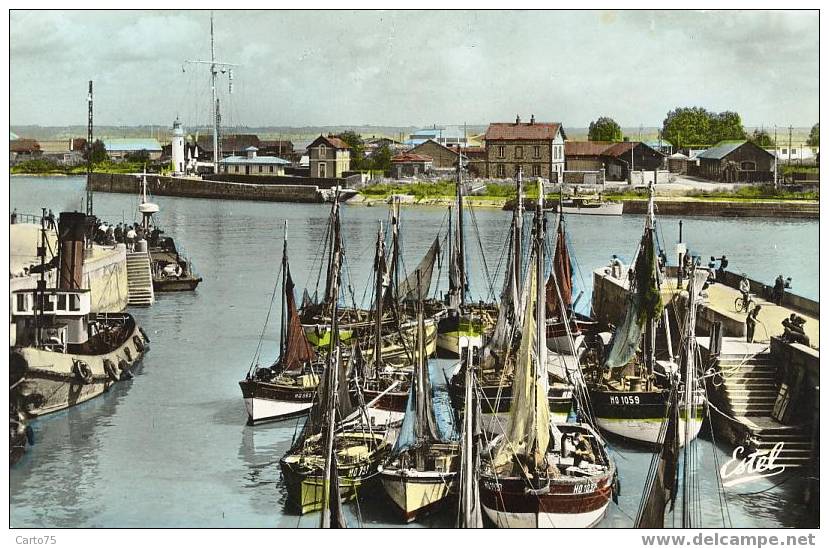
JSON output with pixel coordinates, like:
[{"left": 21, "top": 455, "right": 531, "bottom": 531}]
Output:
[
  {"left": 482, "top": 218, "right": 519, "bottom": 371},
  {"left": 398, "top": 237, "right": 440, "bottom": 302},
  {"left": 604, "top": 227, "right": 663, "bottom": 369},
  {"left": 635, "top": 387, "right": 680, "bottom": 528},
  {"left": 546, "top": 218, "right": 573, "bottom": 320},
  {"left": 281, "top": 268, "right": 316, "bottom": 373},
  {"left": 492, "top": 259, "right": 549, "bottom": 469}
]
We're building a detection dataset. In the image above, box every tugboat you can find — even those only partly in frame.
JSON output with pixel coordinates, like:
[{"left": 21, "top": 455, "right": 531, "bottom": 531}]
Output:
[
  {"left": 136, "top": 173, "right": 202, "bottom": 292},
  {"left": 10, "top": 212, "right": 149, "bottom": 419},
  {"left": 478, "top": 189, "right": 616, "bottom": 528}
]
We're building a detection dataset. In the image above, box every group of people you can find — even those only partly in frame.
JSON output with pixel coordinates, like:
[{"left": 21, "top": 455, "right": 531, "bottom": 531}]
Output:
[{"left": 90, "top": 221, "right": 163, "bottom": 251}]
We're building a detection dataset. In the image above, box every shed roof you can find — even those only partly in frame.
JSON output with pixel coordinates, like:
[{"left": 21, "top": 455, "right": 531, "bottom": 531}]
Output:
[
  {"left": 392, "top": 153, "right": 432, "bottom": 163},
  {"left": 103, "top": 138, "right": 162, "bottom": 152},
  {"left": 10, "top": 139, "right": 41, "bottom": 153},
  {"left": 219, "top": 155, "right": 290, "bottom": 165},
  {"left": 308, "top": 135, "right": 350, "bottom": 150},
  {"left": 696, "top": 140, "right": 773, "bottom": 160},
  {"left": 484, "top": 122, "right": 564, "bottom": 141}
]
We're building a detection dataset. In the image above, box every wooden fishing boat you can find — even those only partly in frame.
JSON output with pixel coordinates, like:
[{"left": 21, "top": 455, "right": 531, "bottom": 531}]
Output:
[
  {"left": 478, "top": 182, "right": 616, "bottom": 528},
  {"left": 582, "top": 185, "right": 705, "bottom": 446},
  {"left": 436, "top": 150, "right": 497, "bottom": 357},
  {"left": 10, "top": 214, "right": 148, "bottom": 419},
  {"left": 379, "top": 282, "right": 460, "bottom": 522},
  {"left": 279, "top": 267, "right": 392, "bottom": 514},
  {"left": 556, "top": 195, "right": 623, "bottom": 216},
  {"left": 239, "top": 223, "right": 325, "bottom": 424}
]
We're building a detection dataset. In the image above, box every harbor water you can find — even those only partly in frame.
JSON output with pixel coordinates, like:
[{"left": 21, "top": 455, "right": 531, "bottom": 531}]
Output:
[{"left": 10, "top": 176, "right": 817, "bottom": 528}]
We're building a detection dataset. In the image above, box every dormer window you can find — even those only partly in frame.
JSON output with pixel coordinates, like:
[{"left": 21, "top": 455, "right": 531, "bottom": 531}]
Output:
[{"left": 319, "top": 144, "right": 327, "bottom": 159}]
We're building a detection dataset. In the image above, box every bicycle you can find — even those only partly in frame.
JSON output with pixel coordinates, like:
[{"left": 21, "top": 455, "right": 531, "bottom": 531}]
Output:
[{"left": 734, "top": 293, "right": 755, "bottom": 314}]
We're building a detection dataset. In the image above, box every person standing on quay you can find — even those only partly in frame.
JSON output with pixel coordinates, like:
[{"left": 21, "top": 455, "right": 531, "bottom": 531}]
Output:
[{"left": 746, "top": 305, "right": 762, "bottom": 343}]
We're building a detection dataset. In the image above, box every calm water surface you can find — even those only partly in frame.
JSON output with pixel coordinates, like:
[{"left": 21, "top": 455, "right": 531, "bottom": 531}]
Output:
[{"left": 9, "top": 176, "right": 818, "bottom": 528}]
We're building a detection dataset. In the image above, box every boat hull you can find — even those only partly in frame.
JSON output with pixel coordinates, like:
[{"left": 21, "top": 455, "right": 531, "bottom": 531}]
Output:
[
  {"left": 479, "top": 472, "right": 613, "bottom": 528},
  {"left": 152, "top": 276, "right": 202, "bottom": 292},
  {"left": 280, "top": 432, "right": 390, "bottom": 514},
  {"left": 588, "top": 387, "right": 705, "bottom": 445},
  {"left": 12, "top": 318, "right": 148, "bottom": 418},
  {"left": 239, "top": 378, "right": 317, "bottom": 424},
  {"left": 557, "top": 202, "right": 623, "bottom": 216},
  {"left": 379, "top": 469, "right": 457, "bottom": 522}
]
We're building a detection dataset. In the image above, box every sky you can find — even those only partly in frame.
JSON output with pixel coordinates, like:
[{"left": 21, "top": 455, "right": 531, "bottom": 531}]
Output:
[{"left": 9, "top": 9, "right": 819, "bottom": 129}]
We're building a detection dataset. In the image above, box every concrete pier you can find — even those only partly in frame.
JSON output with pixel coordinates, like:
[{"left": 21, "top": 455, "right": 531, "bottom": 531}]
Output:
[{"left": 10, "top": 223, "right": 129, "bottom": 313}]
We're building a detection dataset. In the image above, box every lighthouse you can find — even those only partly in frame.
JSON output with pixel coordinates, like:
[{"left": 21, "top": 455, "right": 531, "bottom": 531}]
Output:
[{"left": 171, "top": 118, "right": 185, "bottom": 175}]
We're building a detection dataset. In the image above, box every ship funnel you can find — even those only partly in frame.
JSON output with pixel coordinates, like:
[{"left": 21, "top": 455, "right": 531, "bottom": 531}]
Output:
[{"left": 58, "top": 212, "right": 87, "bottom": 290}]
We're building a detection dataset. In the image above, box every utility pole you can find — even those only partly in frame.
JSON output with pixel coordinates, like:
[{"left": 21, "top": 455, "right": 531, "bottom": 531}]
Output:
[
  {"left": 773, "top": 126, "right": 779, "bottom": 189},
  {"left": 86, "top": 80, "right": 93, "bottom": 219},
  {"left": 183, "top": 12, "right": 238, "bottom": 174},
  {"left": 788, "top": 125, "right": 793, "bottom": 168}
]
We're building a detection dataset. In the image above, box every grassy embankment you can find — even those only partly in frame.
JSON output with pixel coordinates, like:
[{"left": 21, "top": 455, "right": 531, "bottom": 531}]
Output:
[
  {"left": 11, "top": 159, "right": 158, "bottom": 175},
  {"left": 604, "top": 184, "right": 818, "bottom": 202}
]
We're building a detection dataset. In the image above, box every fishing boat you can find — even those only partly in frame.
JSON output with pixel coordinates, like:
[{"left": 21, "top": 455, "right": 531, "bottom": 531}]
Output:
[
  {"left": 239, "top": 222, "right": 324, "bottom": 424},
  {"left": 478, "top": 183, "right": 616, "bottom": 529},
  {"left": 300, "top": 192, "right": 439, "bottom": 357},
  {"left": 556, "top": 194, "right": 623, "bottom": 216},
  {"left": 436, "top": 150, "right": 496, "bottom": 356},
  {"left": 137, "top": 173, "right": 202, "bottom": 292},
  {"left": 280, "top": 262, "right": 391, "bottom": 514},
  {"left": 450, "top": 171, "right": 572, "bottom": 434},
  {"left": 10, "top": 213, "right": 149, "bottom": 419},
  {"left": 582, "top": 185, "right": 705, "bottom": 446},
  {"left": 378, "top": 275, "right": 460, "bottom": 522}
]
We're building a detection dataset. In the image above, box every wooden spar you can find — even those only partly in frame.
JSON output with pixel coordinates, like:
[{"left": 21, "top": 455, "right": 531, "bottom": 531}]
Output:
[
  {"left": 458, "top": 346, "right": 482, "bottom": 528},
  {"left": 456, "top": 152, "right": 466, "bottom": 306},
  {"left": 280, "top": 220, "right": 288, "bottom": 357},
  {"left": 535, "top": 178, "right": 547, "bottom": 465},
  {"left": 682, "top": 264, "right": 698, "bottom": 528},
  {"left": 514, "top": 167, "right": 523, "bottom": 297},
  {"left": 373, "top": 221, "right": 385, "bottom": 375},
  {"left": 324, "top": 190, "right": 341, "bottom": 306},
  {"left": 320, "top": 346, "right": 342, "bottom": 528},
  {"left": 414, "top": 270, "right": 426, "bottom": 469}
]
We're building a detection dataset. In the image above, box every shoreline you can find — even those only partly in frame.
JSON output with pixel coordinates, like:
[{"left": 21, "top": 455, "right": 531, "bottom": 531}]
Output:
[{"left": 14, "top": 172, "right": 819, "bottom": 219}]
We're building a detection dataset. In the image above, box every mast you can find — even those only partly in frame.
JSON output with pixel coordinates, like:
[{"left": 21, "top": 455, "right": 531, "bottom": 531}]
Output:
[
  {"left": 320, "top": 345, "right": 343, "bottom": 528},
  {"left": 514, "top": 166, "right": 524, "bottom": 296},
  {"left": 183, "top": 12, "right": 238, "bottom": 174},
  {"left": 85, "top": 81, "right": 93, "bottom": 222},
  {"left": 456, "top": 150, "right": 466, "bottom": 306},
  {"left": 644, "top": 183, "right": 657, "bottom": 378},
  {"left": 458, "top": 345, "right": 481, "bottom": 528},
  {"left": 373, "top": 220, "right": 385, "bottom": 375},
  {"left": 280, "top": 221, "right": 288, "bottom": 357},
  {"left": 535, "top": 178, "right": 547, "bottom": 413},
  {"left": 324, "top": 190, "right": 342, "bottom": 306},
  {"left": 34, "top": 208, "right": 48, "bottom": 348},
  {"left": 414, "top": 271, "right": 426, "bottom": 469},
  {"left": 682, "top": 263, "right": 699, "bottom": 528}
]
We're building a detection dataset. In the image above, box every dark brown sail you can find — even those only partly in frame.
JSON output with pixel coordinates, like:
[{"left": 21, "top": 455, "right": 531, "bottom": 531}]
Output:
[
  {"left": 282, "top": 268, "right": 316, "bottom": 373},
  {"left": 635, "top": 387, "right": 680, "bottom": 528},
  {"left": 398, "top": 237, "right": 440, "bottom": 303},
  {"left": 546, "top": 220, "right": 573, "bottom": 320}
]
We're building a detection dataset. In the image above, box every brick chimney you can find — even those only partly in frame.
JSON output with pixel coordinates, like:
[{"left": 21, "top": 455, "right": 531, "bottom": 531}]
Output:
[
  {"left": 515, "top": 114, "right": 521, "bottom": 124},
  {"left": 530, "top": 114, "right": 535, "bottom": 125}
]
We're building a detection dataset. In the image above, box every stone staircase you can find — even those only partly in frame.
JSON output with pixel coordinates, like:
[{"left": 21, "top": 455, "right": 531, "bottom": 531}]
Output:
[
  {"left": 715, "top": 344, "right": 812, "bottom": 468},
  {"left": 126, "top": 251, "right": 155, "bottom": 306}
]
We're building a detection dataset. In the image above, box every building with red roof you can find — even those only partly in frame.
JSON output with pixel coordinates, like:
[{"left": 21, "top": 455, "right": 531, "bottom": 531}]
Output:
[
  {"left": 483, "top": 115, "right": 566, "bottom": 180},
  {"left": 391, "top": 152, "right": 433, "bottom": 178},
  {"left": 307, "top": 135, "right": 351, "bottom": 178}
]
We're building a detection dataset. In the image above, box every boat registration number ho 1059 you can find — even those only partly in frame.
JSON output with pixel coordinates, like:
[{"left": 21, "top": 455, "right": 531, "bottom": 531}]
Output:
[
  {"left": 609, "top": 395, "right": 640, "bottom": 405},
  {"left": 573, "top": 481, "right": 597, "bottom": 494}
]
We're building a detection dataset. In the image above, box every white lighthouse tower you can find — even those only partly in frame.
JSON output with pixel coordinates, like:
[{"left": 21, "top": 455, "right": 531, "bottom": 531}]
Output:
[{"left": 171, "top": 117, "right": 185, "bottom": 176}]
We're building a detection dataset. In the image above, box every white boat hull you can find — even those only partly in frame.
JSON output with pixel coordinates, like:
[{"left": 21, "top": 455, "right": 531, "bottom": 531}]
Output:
[
  {"left": 596, "top": 415, "right": 704, "bottom": 446},
  {"left": 243, "top": 397, "right": 313, "bottom": 423},
  {"left": 436, "top": 331, "right": 483, "bottom": 357},
  {"left": 482, "top": 502, "right": 609, "bottom": 528}
]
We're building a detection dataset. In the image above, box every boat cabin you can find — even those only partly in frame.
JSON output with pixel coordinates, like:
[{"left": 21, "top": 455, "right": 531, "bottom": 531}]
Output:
[{"left": 10, "top": 288, "right": 92, "bottom": 349}]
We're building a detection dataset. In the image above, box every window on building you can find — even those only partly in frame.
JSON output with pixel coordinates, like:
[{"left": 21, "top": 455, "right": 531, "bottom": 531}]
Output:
[
  {"left": 497, "top": 145, "right": 505, "bottom": 158},
  {"left": 269, "top": 165, "right": 274, "bottom": 173},
  {"left": 497, "top": 164, "right": 505, "bottom": 177},
  {"left": 533, "top": 145, "right": 541, "bottom": 158},
  {"left": 69, "top": 294, "right": 80, "bottom": 311},
  {"left": 16, "top": 293, "right": 26, "bottom": 312},
  {"left": 782, "top": 148, "right": 787, "bottom": 154},
  {"left": 319, "top": 145, "right": 327, "bottom": 158},
  {"left": 258, "top": 166, "right": 263, "bottom": 173},
  {"left": 515, "top": 146, "right": 523, "bottom": 159},
  {"left": 740, "top": 161, "right": 757, "bottom": 171},
  {"left": 57, "top": 294, "right": 67, "bottom": 310},
  {"left": 532, "top": 164, "right": 541, "bottom": 176}
]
